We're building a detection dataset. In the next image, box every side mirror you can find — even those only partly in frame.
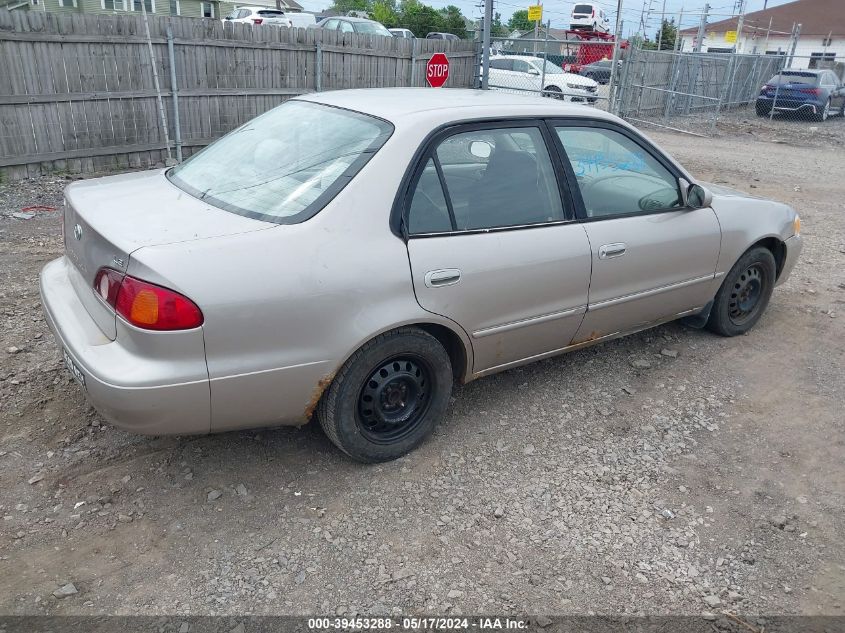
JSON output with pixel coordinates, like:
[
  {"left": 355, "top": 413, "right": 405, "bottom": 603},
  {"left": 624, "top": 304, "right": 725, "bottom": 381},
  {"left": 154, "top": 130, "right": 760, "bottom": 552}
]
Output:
[{"left": 680, "top": 178, "right": 713, "bottom": 209}]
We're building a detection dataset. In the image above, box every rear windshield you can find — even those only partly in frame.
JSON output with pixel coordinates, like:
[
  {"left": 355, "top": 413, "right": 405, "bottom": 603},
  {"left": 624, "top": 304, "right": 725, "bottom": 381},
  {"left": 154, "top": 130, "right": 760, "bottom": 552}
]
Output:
[
  {"left": 769, "top": 72, "right": 819, "bottom": 86},
  {"left": 574, "top": 4, "right": 594, "bottom": 13},
  {"left": 167, "top": 101, "right": 393, "bottom": 224},
  {"left": 355, "top": 21, "right": 392, "bottom": 36},
  {"left": 257, "top": 10, "right": 284, "bottom": 15}
]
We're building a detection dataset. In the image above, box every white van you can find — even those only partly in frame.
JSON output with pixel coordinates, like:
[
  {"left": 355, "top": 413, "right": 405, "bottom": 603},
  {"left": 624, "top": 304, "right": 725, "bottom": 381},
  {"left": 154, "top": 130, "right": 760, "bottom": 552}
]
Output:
[{"left": 570, "top": 3, "right": 610, "bottom": 33}]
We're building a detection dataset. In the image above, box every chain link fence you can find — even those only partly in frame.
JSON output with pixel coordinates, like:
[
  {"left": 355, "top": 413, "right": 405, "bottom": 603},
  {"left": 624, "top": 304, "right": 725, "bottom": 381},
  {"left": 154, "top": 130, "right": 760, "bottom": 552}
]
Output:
[
  {"left": 615, "top": 48, "right": 845, "bottom": 140},
  {"left": 485, "top": 36, "right": 619, "bottom": 109},
  {"left": 477, "top": 37, "right": 845, "bottom": 146}
]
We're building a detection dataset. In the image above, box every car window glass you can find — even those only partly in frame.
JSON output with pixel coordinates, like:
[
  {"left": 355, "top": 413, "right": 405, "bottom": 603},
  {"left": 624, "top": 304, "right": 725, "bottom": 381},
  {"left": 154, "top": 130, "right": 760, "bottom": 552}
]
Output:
[
  {"left": 340, "top": 21, "right": 354, "bottom": 33},
  {"left": 323, "top": 18, "right": 338, "bottom": 29},
  {"left": 432, "top": 127, "right": 565, "bottom": 231},
  {"left": 490, "top": 58, "right": 512, "bottom": 71},
  {"left": 239, "top": 9, "right": 250, "bottom": 17},
  {"left": 168, "top": 101, "right": 392, "bottom": 224},
  {"left": 556, "top": 126, "right": 681, "bottom": 218},
  {"left": 407, "top": 159, "right": 452, "bottom": 234},
  {"left": 513, "top": 59, "right": 532, "bottom": 73}
]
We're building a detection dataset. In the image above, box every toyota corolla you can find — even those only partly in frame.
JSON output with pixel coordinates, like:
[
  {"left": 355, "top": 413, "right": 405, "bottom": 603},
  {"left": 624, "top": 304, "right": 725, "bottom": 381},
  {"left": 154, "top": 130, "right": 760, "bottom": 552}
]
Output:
[{"left": 41, "top": 88, "right": 802, "bottom": 462}]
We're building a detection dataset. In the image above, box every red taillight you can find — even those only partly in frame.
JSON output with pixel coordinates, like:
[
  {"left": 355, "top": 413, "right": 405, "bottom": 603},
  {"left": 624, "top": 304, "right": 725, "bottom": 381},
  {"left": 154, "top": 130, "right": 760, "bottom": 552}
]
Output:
[
  {"left": 592, "top": 8, "right": 595, "bottom": 16},
  {"left": 252, "top": 17, "right": 263, "bottom": 24},
  {"left": 94, "top": 268, "right": 203, "bottom": 331},
  {"left": 94, "top": 268, "right": 123, "bottom": 307},
  {"left": 799, "top": 87, "right": 821, "bottom": 95}
]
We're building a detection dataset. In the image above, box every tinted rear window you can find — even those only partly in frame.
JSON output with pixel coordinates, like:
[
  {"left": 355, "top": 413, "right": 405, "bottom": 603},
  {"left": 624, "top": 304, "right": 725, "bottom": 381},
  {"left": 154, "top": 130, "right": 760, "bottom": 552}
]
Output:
[
  {"left": 354, "top": 21, "right": 392, "bottom": 35},
  {"left": 770, "top": 72, "right": 819, "bottom": 86},
  {"left": 257, "top": 10, "right": 284, "bottom": 15},
  {"left": 167, "top": 101, "right": 393, "bottom": 224},
  {"left": 574, "top": 4, "right": 593, "bottom": 13}
]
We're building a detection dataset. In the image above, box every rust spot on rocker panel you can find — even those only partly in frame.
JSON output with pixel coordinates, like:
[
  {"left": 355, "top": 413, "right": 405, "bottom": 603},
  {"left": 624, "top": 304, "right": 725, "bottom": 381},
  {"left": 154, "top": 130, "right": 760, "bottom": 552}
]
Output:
[
  {"left": 570, "top": 330, "right": 602, "bottom": 346},
  {"left": 303, "top": 372, "right": 335, "bottom": 422}
]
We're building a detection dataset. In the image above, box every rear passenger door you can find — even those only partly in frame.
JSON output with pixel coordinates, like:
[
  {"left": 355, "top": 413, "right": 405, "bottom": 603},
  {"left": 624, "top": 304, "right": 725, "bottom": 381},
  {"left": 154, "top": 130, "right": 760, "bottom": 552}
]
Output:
[{"left": 401, "top": 121, "right": 592, "bottom": 375}]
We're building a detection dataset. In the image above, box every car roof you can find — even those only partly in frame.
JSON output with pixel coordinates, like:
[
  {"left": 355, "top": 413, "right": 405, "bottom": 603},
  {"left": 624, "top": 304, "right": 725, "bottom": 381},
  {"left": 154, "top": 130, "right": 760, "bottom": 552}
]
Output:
[
  {"left": 297, "top": 88, "right": 618, "bottom": 125},
  {"left": 334, "top": 16, "right": 380, "bottom": 22}
]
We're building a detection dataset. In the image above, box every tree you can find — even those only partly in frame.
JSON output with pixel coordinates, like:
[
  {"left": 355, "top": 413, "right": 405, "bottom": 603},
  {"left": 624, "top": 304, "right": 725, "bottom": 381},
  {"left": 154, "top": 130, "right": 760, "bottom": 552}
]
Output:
[
  {"left": 371, "top": 0, "right": 398, "bottom": 27},
  {"left": 507, "top": 9, "right": 532, "bottom": 33},
  {"left": 655, "top": 18, "right": 677, "bottom": 50},
  {"left": 491, "top": 11, "right": 509, "bottom": 37},
  {"left": 397, "top": 0, "right": 445, "bottom": 37},
  {"left": 439, "top": 4, "right": 467, "bottom": 38},
  {"left": 329, "top": 0, "right": 369, "bottom": 15}
]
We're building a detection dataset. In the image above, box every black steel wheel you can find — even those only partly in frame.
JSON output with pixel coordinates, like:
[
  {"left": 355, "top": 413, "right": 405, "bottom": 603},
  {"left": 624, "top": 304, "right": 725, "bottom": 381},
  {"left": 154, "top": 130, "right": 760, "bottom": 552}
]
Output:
[
  {"left": 728, "top": 263, "right": 765, "bottom": 326},
  {"left": 357, "top": 355, "right": 433, "bottom": 444},
  {"left": 316, "top": 327, "right": 453, "bottom": 463},
  {"left": 707, "top": 246, "right": 777, "bottom": 337}
]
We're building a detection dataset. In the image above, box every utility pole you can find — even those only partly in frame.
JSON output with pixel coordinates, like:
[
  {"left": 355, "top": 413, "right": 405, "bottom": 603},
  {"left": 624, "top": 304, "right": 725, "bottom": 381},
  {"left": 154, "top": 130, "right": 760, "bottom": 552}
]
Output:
[
  {"left": 694, "top": 2, "right": 708, "bottom": 52},
  {"left": 608, "top": 0, "right": 624, "bottom": 113},
  {"left": 763, "top": 16, "right": 772, "bottom": 52},
  {"left": 674, "top": 8, "right": 683, "bottom": 52},
  {"left": 786, "top": 22, "right": 801, "bottom": 68},
  {"left": 657, "top": 0, "right": 666, "bottom": 50},
  {"left": 481, "top": 0, "right": 493, "bottom": 89}
]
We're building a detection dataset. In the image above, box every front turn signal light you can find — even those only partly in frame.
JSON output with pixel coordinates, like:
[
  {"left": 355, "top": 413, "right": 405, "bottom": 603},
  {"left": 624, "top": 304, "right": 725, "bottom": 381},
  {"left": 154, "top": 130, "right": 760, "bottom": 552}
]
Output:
[{"left": 793, "top": 215, "right": 801, "bottom": 236}]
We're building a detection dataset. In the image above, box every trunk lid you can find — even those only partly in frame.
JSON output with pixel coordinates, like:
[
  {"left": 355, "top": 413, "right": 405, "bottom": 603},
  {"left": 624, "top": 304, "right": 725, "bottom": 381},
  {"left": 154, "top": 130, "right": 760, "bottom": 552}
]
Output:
[{"left": 63, "top": 169, "right": 271, "bottom": 339}]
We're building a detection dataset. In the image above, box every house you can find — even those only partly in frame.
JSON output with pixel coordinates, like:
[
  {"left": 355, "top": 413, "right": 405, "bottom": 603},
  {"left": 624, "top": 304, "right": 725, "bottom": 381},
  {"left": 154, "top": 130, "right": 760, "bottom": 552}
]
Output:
[
  {"left": 0, "top": 0, "right": 301, "bottom": 20},
  {"left": 678, "top": 0, "right": 844, "bottom": 70}
]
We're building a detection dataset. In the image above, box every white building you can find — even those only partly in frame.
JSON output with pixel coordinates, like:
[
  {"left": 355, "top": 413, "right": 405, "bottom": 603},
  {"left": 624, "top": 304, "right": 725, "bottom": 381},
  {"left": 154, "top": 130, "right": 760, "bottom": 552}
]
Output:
[{"left": 679, "top": 0, "right": 844, "bottom": 70}]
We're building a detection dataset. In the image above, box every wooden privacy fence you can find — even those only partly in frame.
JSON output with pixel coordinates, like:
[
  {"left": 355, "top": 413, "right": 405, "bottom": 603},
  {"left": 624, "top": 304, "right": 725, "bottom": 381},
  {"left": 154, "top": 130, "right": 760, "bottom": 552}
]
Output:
[{"left": 0, "top": 9, "right": 478, "bottom": 180}]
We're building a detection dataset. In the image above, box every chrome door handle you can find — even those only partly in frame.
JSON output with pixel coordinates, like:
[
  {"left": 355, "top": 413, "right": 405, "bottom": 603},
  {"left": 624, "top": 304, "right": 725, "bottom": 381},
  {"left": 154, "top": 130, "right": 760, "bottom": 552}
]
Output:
[
  {"left": 424, "top": 268, "right": 461, "bottom": 288},
  {"left": 598, "top": 243, "right": 627, "bottom": 259}
]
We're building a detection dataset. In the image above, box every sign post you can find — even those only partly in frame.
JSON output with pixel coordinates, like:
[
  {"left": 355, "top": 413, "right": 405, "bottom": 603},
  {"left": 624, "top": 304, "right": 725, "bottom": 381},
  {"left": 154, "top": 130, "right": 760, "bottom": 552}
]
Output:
[
  {"left": 528, "top": 4, "right": 542, "bottom": 53},
  {"left": 426, "top": 53, "right": 450, "bottom": 88}
]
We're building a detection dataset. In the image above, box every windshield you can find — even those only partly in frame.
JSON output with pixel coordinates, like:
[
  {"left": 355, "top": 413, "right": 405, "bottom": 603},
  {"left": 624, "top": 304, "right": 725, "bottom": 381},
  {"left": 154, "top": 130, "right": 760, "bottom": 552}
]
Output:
[
  {"left": 532, "top": 59, "right": 566, "bottom": 74},
  {"left": 167, "top": 101, "right": 393, "bottom": 224},
  {"left": 769, "top": 72, "right": 819, "bottom": 86},
  {"left": 355, "top": 21, "right": 392, "bottom": 36}
]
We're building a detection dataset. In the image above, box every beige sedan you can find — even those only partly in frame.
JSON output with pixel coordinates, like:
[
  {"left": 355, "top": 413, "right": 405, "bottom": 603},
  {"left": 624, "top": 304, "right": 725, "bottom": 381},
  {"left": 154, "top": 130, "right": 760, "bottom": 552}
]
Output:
[{"left": 40, "top": 89, "right": 802, "bottom": 462}]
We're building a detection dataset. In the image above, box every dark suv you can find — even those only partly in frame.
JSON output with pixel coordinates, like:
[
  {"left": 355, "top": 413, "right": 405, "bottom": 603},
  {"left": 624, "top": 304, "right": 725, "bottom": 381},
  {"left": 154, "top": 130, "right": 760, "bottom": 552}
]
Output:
[{"left": 756, "top": 69, "right": 845, "bottom": 122}]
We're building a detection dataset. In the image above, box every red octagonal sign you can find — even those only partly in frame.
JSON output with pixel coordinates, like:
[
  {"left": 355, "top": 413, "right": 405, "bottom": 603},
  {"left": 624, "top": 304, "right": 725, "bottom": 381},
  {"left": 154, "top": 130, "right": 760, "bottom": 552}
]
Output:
[{"left": 426, "top": 53, "right": 449, "bottom": 88}]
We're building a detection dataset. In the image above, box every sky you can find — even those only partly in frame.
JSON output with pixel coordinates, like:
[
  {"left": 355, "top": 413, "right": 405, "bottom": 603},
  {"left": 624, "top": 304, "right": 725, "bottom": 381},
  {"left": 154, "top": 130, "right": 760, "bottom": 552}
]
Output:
[{"left": 295, "top": 0, "right": 797, "bottom": 38}]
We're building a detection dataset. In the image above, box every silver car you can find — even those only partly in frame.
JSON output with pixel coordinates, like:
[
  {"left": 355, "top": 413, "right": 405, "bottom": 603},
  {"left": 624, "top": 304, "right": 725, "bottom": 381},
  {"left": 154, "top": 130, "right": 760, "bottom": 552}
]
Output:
[{"left": 40, "top": 89, "right": 802, "bottom": 462}]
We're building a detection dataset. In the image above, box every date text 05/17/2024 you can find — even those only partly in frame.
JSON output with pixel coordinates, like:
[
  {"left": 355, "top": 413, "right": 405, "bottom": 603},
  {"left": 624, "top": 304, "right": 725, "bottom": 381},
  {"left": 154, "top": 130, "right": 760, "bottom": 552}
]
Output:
[{"left": 307, "top": 617, "right": 531, "bottom": 630}]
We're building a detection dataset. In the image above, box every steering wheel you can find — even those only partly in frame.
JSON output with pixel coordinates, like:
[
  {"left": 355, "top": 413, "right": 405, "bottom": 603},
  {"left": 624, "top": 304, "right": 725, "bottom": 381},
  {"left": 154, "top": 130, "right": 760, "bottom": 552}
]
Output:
[{"left": 638, "top": 186, "right": 681, "bottom": 211}]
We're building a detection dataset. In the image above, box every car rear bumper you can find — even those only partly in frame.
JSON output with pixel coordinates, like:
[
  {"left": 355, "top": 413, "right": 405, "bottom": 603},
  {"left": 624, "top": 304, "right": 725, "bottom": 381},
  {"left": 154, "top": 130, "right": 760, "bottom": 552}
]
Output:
[
  {"left": 40, "top": 256, "right": 211, "bottom": 435},
  {"left": 777, "top": 234, "right": 802, "bottom": 286},
  {"left": 756, "top": 97, "right": 820, "bottom": 113}
]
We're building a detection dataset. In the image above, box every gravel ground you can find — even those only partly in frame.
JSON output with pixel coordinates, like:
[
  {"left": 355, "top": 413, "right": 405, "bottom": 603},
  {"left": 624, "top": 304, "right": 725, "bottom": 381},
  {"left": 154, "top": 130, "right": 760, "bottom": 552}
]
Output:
[{"left": 0, "top": 131, "right": 843, "bottom": 621}]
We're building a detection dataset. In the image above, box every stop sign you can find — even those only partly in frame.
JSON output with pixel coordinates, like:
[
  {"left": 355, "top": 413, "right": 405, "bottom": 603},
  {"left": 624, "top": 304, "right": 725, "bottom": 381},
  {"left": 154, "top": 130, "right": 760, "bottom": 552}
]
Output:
[{"left": 426, "top": 53, "right": 449, "bottom": 88}]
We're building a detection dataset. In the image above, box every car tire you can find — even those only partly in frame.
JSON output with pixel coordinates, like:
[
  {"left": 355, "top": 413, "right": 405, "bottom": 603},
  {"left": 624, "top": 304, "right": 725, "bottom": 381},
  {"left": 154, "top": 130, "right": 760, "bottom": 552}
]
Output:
[
  {"left": 706, "top": 246, "right": 777, "bottom": 337},
  {"left": 815, "top": 98, "right": 831, "bottom": 122},
  {"left": 543, "top": 85, "right": 564, "bottom": 99},
  {"left": 316, "top": 327, "right": 453, "bottom": 463},
  {"left": 839, "top": 99, "right": 845, "bottom": 117}
]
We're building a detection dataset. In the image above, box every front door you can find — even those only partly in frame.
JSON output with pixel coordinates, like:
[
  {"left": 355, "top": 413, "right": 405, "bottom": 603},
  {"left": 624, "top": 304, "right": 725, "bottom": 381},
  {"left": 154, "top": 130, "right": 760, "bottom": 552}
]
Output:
[
  {"left": 552, "top": 122, "right": 722, "bottom": 343},
  {"left": 402, "top": 122, "right": 592, "bottom": 374}
]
